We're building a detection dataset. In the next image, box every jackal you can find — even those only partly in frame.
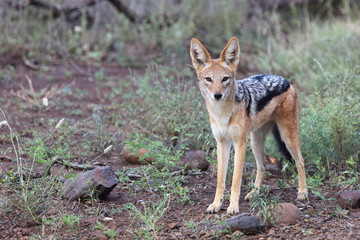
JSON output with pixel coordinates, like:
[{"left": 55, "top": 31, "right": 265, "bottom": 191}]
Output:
[{"left": 190, "top": 37, "right": 307, "bottom": 214}]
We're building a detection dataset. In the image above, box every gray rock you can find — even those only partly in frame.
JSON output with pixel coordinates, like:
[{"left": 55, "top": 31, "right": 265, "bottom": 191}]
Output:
[
  {"left": 180, "top": 150, "right": 209, "bottom": 171},
  {"left": 223, "top": 213, "right": 261, "bottom": 235},
  {"left": 63, "top": 166, "right": 118, "bottom": 201},
  {"left": 338, "top": 190, "right": 360, "bottom": 209},
  {"left": 274, "top": 203, "right": 302, "bottom": 225}
]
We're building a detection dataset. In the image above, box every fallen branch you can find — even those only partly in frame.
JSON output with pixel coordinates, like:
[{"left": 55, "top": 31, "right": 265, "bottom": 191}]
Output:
[
  {"left": 106, "top": 0, "right": 137, "bottom": 23},
  {"left": 3, "top": 0, "right": 97, "bottom": 18},
  {"left": 46, "top": 155, "right": 96, "bottom": 176},
  {"left": 55, "top": 158, "right": 96, "bottom": 171},
  {"left": 3, "top": 0, "right": 180, "bottom": 28},
  {"left": 0, "top": 155, "right": 12, "bottom": 162}
]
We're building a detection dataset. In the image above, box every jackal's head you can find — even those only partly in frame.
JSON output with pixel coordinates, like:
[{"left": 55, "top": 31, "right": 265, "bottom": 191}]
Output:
[{"left": 190, "top": 37, "right": 240, "bottom": 101}]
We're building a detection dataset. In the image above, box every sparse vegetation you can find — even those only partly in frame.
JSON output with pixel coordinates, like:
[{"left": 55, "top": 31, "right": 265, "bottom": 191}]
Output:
[{"left": 1, "top": 0, "right": 360, "bottom": 239}]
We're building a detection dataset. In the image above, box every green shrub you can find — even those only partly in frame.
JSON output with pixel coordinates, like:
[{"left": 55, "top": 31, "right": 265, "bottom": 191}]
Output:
[
  {"left": 254, "top": 20, "right": 360, "bottom": 92},
  {"left": 300, "top": 85, "right": 360, "bottom": 176},
  {"left": 119, "top": 64, "right": 212, "bottom": 150}
]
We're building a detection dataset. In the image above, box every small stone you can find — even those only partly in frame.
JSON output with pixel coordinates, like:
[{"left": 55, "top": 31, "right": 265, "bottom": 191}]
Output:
[
  {"left": 63, "top": 166, "right": 118, "bottom": 201},
  {"left": 338, "top": 190, "right": 360, "bottom": 209},
  {"left": 96, "top": 234, "right": 107, "bottom": 240},
  {"left": 180, "top": 150, "right": 209, "bottom": 171},
  {"left": 266, "top": 163, "right": 281, "bottom": 175},
  {"left": 274, "top": 203, "right": 302, "bottom": 225},
  {"left": 122, "top": 145, "right": 152, "bottom": 164},
  {"left": 103, "top": 217, "right": 114, "bottom": 221},
  {"left": 168, "top": 222, "right": 178, "bottom": 229},
  {"left": 46, "top": 208, "right": 56, "bottom": 215}
]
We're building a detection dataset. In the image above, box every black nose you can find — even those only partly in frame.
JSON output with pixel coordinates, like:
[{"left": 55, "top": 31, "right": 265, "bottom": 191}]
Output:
[{"left": 214, "top": 93, "right": 222, "bottom": 100}]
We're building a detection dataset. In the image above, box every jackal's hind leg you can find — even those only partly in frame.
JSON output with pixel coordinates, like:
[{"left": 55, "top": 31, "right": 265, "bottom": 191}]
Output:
[
  {"left": 276, "top": 123, "right": 308, "bottom": 200},
  {"left": 274, "top": 90, "right": 308, "bottom": 200}
]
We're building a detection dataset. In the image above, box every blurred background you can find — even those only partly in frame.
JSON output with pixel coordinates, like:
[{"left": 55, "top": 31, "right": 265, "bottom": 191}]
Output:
[{"left": 0, "top": 0, "right": 359, "bottom": 68}]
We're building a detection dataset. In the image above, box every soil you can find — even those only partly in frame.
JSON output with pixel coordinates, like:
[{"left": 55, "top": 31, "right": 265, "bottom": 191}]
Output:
[{"left": 1, "top": 57, "right": 360, "bottom": 240}]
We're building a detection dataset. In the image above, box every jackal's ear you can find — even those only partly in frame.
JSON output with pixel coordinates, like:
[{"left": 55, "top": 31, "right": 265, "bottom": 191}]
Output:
[
  {"left": 220, "top": 37, "right": 240, "bottom": 71},
  {"left": 190, "top": 38, "right": 212, "bottom": 71}
]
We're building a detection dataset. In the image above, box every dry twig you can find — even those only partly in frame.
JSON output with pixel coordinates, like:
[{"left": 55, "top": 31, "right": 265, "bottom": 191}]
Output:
[{"left": 10, "top": 74, "right": 72, "bottom": 107}]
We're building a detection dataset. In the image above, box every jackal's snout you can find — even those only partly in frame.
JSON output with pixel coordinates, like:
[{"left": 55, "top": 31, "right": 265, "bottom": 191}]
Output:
[{"left": 214, "top": 93, "right": 222, "bottom": 100}]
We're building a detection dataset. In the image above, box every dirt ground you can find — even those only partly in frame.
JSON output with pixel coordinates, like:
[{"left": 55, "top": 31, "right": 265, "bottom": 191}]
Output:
[{"left": 1, "top": 58, "right": 360, "bottom": 239}]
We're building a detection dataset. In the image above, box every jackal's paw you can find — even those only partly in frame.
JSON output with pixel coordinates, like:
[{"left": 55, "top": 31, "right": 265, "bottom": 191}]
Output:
[
  {"left": 244, "top": 190, "right": 255, "bottom": 201},
  {"left": 206, "top": 202, "right": 222, "bottom": 213},
  {"left": 226, "top": 204, "right": 239, "bottom": 215},
  {"left": 297, "top": 190, "right": 308, "bottom": 200}
]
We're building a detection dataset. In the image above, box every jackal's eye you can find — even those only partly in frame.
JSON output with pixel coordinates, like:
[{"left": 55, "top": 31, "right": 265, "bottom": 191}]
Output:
[
  {"left": 205, "top": 77, "right": 212, "bottom": 82},
  {"left": 222, "top": 76, "right": 229, "bottom": 82}
]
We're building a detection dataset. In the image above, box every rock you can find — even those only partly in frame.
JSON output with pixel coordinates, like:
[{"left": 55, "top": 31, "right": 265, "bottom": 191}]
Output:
[
  {"left": 180, "top": 150, "right": 209, "bottom": 171},
  {"left": 338, "top": 190, "right": 360, "bottom": 209},
  {"left": 63, "top": 166, "right": 118, "bottom": 201},
  {"left": 103, "top": 217, "right": 114, "bottom": 222},
  {"left": 266, "top": 163, "right": 281, "bottom": 175},
  {"left": 222, "top": 213, "right": 261, "bottom": 235},
  {"left": 168, "top": 222, "right": 178, "bottom": 229},
  {"left": 96, "top": 234, "right": 107, "bottom": 240},
  {"left": 122, "top": 145, "right": 152, "bottom": 164},
  {"left": 274, "top": 203, "right": 302, "bottom": 225},
  {"left": 46, "top": 208, "right": 56, "bottom": 215}
]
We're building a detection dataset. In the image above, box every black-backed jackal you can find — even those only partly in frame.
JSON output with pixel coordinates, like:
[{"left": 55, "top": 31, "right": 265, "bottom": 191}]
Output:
[{"left": 190, "top": 37, "right": 308, "bottom": 214}]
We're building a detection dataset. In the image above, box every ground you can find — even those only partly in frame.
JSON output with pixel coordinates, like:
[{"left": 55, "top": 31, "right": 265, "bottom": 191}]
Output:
[{"left": 0, "top": 58, "right": 360, "bottom": 239}]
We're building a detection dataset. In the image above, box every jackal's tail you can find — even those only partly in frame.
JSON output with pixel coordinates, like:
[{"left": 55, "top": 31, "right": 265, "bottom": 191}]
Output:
[{"left": 272, "top": 125, "right": 292, "bottom": 160}]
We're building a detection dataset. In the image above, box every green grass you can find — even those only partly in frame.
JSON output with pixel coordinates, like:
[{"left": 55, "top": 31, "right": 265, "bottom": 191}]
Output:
[
  {"left": 117, "top": 64, "right": 213, "bottom": 150},
  {"left": 257, "top": 19, "right": 360, "bottom": 178}
]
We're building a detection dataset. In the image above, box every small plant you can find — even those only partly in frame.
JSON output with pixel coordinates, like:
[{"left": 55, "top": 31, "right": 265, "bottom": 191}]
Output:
[
  {"left": 249, "top": 186, "right": 282, "bottom": 226},
  {"left": 231, "top": 231, "right": 245, "bottom": 240},
  {"left": 122, "top": 133, "right": 194, "bottom": 204},
  {"left": 65, "top": 71, "right": 73, "bottom": 78},
  {"left": 94, "top": 69, "right": 105, "bottom": 81},
  {"left": 85, "top": 179, "right": 100, "bottom": 204},
  {"left": 1, "top": 108, "right": 66, "bottom": 223},
  {"left": 93, "top": 220, "right": 105, "bottom": 230},
  {"left": 309, "top": 185, "right": 334, "bottom": 209},
  {"left": 61, "top": 214, "right": 81, "bottom": 232},
  {"left": 123, "top": 193, "right": 170, "bottom": 240},
  {"left": 184, "top": 220, "right": 200, "bottom": 240},
  {"left": 301, "top": 228, "right": 313, "bottom": 236},
  {"left": 10, "top": 74, "right": 67, "bottom": 108},
  {"left": 104, "top": 228, "right": 117, "bottom": 239}
]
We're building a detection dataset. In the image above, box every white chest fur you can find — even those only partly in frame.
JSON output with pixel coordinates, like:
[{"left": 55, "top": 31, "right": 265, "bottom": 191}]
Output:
[{"left": 210, "top": 112, "right": 231, "bottom": 141}]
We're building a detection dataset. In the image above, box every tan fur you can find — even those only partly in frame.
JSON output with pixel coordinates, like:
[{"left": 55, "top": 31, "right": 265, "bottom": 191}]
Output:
[{"left": 190, "top": 37, "right": 308, "bottom": 214}]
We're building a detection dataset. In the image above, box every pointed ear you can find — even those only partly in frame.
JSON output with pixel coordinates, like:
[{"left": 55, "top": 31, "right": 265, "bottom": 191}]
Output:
[
  {"left": 219, "top": 37, "right": 240, "bottom": 71},
  {"left": 190, "top": 38, "right": 212, "bottom": 71}
]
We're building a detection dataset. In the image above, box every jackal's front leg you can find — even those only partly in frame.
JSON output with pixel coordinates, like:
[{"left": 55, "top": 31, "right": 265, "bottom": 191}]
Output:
[
  {"left": 207, "top": 140, "right": 231, "bottom": 213},
  {"left": 227, "top": 141, "right": 246, "bottom": 215}
]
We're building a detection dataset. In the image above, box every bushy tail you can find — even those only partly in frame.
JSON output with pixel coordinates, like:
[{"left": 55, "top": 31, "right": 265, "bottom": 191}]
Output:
[{"left": 272, "top": 125, "right": 292, "bottom": 160}]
